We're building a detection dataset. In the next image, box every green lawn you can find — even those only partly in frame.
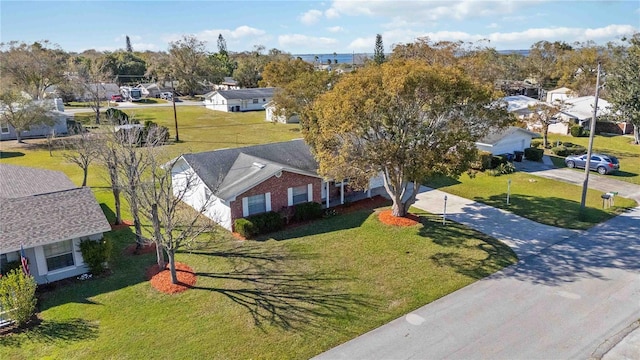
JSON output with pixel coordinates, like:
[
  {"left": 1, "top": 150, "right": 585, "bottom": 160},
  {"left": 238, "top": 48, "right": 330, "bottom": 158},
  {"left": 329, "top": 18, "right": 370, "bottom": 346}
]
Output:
[
  {"left": 0, "top": 208, "right": 517, "bottom": 359},
  {"left": 426, "top": 171, "right": 636, "bottom": 230},
  {"left": 545, "top": 134, "right": 640, "bottom": 185}
]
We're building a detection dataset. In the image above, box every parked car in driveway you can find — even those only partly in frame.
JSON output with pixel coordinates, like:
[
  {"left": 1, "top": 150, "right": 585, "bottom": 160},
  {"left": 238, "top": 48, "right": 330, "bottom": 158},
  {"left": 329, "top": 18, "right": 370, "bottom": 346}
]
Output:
[
  {"left": 565, "top": 153, "right": 620, "bottom": 175},
  {"left": 111, "top": 94, "right": 123, "bottom": 102},
  {"left": 160, "top": 92, "right": 173, "bottom": 100}
]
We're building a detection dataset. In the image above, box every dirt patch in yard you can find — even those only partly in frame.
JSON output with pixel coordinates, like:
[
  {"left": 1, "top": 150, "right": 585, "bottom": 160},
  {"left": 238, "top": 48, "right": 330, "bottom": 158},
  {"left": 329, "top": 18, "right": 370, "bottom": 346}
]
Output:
[{"left": 146, "top": 262, "right": 196, "bottom": 294}]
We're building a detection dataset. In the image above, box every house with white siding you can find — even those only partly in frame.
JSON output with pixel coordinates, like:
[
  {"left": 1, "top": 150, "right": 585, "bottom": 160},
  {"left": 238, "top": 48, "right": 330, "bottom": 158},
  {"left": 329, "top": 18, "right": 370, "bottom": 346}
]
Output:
[
  {"left": 0, "top": 98, "right": 69, "bottom": 141},
  {"left": 0, "top": 165, "right": 111, "bottom": 284},
  {"left": 203, "top": 88, "right": 275, "bottom": 112},
  {"left": 171, "top": 139, "right": 383, "bottom": 231}
]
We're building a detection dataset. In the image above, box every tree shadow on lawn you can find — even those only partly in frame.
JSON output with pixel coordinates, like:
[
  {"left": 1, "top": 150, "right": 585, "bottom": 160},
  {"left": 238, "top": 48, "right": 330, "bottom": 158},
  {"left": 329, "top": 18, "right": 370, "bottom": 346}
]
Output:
[
  {"left": 261, "top": 209, "right": 374, "bottom": 241},
  {"left": 416, "top": 213, "right": 518, "bottom": 280},
  {"left": 0, "top": 318, "right": 98, "bottom": 347},
  {"left": 188, "top": 242, "right": 375, "bottom": 331},
  {"left": 492, "top": 207, "right": 640, "bottom": 286}
]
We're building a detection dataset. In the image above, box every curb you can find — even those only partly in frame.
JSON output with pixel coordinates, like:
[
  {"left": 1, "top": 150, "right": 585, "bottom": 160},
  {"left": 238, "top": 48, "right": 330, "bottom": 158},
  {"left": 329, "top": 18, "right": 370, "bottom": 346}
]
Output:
[{"left": 590, "top": 320, "right": 640, "bottom": 360}]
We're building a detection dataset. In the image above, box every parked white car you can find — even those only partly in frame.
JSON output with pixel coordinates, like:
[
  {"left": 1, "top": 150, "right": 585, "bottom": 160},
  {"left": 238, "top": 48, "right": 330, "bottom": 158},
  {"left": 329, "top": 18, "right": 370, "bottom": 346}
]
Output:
[{"left": 160, "top": 92, "right": 173, "bottom": 100}]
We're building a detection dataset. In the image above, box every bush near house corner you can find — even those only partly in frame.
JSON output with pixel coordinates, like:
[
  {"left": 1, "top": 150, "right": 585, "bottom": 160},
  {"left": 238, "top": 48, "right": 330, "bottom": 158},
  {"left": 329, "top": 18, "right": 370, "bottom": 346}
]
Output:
[
  {"left": 530, "top": 139, "right": 543, "bottom": 148},
  {"left": 551, "top": 144, "right": 587, "bottom": 157},
  {"left": 0, "top": 269, "right": 37, "bottom": 327},
  {"left": 570, "top": 125, "right": 590, "bottom": 137},
  {"left": 234, "top": 218, "right": 258, "bottom": 239},
  {"left": 79, "top": 238, "right": 112, "bottom": 275},
  {"left": 235, "top": 211, "right": 285, "bottom": 239},
  {"left": 524, "top": 147, "right": 544, "bottom": 161},
  {"left": 472, "top": 151, "right": 493, "bottom": 170},
  {"left": 293, "top": 202, "right": 323, "bottom": 222}
]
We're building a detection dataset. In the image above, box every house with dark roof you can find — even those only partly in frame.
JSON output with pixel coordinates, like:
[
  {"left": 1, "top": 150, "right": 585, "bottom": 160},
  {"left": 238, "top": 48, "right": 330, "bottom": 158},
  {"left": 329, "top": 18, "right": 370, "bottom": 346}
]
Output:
[
  {"left": 0, "top": 164, "right": 111, "bottom": 284},
  {"left": 203, "top": 88, "right": 275, "bottom": 112},
  {"left": 475, "top": 126, "right": 541, "bottom": 155},
  {"left": 171, "top": 139, "right": 383, "bottom": 231}
]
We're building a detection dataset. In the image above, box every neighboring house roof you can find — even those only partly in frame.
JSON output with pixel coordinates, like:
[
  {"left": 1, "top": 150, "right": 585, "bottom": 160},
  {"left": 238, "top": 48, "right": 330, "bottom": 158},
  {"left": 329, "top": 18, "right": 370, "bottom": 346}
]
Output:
[
  {"left": 222, "top": 77, "right": 237, "bottom": 85},
  {"left": 178, "top": 139, "right": 319, "bottom": 200},
  {"left": 0, "top": 164, "right": 76, "bottom": 198},
  {"left": 0, "top": 187, "right": 111, "bottom": 251},
  {"left": 502, "top": 95, "right": 546, "bottom": 113},
  {"left": 205, "top": 88, "right": 275, "bottom": 101},
  {"left": 560, "top": 96, "right": 611, "bottom": 120},
  {"left": 477, "top": 126, "right": 541, "bottom": 146}
]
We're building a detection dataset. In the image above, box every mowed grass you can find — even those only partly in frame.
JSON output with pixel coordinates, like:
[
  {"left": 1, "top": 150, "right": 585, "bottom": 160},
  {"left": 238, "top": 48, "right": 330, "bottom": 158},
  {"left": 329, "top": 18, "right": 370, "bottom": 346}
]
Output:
[
  {"left": 426, "top": 171, "right": 636, "bottom": 230},
  {"left": 544, "top": 134, "right": 640, "bottom": 185},
  {"left": 0, "top": 208, "right": 517, "bottom": 359},
  {"left": 0, "top": 107, "right": 517, "bottom": 358}
]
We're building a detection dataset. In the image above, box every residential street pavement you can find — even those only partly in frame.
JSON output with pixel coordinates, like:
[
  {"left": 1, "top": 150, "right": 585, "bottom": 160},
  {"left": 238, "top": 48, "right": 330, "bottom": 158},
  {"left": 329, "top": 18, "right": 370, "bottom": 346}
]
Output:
[{"left": 315, "top": 159, "right": 640, "bottom": 359}]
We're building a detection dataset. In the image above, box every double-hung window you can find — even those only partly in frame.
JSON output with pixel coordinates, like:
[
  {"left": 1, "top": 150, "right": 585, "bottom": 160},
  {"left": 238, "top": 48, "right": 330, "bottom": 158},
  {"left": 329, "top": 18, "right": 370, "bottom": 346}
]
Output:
[
  {"left": 292, "top": 185, "right": 308, "bottom": 205},
  {"left": 43, "top": 240, "right": 75, "bottom": 271},
  {"left": 1, "top": 123, "right": 9, "bottom": 134},
  {"left": 247, "top": 194, "right": 266, "bottom": 216}
]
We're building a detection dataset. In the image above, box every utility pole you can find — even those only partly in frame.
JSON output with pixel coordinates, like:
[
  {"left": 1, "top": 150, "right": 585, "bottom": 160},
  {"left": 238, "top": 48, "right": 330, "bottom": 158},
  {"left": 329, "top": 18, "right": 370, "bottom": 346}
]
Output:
[
  {"left": 171, "top": 78, "right": 179, "bottom": 142},
  {"left": 580, "top": 62, "right": 601, "bottom": 213}
]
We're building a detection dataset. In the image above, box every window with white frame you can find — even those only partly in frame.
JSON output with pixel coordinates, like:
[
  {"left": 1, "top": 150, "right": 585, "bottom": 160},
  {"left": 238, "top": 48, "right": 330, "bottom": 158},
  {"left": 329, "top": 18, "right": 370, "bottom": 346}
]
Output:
[
  {"left": 252, "top": 98, "right": 259, "bottom": 104},
  {"left": 247, "top": 194, "right": 266, "bottom": 215},
  {"left": 1, "top": 123, "right": 9, "bottom": 134},
  {"left": 43, "top": 240, "right": 75, "bottom": 271},
  {"left": 292, "top": 185, "right": 308, "bottom": 205}
]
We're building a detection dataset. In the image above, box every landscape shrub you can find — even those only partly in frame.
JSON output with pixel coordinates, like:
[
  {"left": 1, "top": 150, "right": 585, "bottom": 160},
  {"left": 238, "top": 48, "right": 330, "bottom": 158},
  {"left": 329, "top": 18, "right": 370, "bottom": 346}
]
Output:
[
  {"left": 247, "top": 211, "right": 284, "bottom": 235},
  {"left": 234, "top": 218, "right": 257, "bottom": 239},
  {"left": 0, "top": 260, "right": 21, "bottom": 276},
  {"left": 79, "top": 238, "right": 112, "bottom": 275},
  {"left": 293, "top": 202, "right": 323, "bottom": 222},
  {"left": 570, "top": 125, "right": 586, "bottom": 137},
  {"left": 488, "top": 162, "right": 517, "bottom": 177},
  {"left": 530, "top": 139, "right": 543, "bottom": 148},
  {"left": 473, "top": 151, "right": 493, "bottom": 170},
  {"left": 490, "top": 155, "right": 508, "bottom": 169},
  {"left": 551, "top": 145, "right": 586, "bottom": 157},
  {"left": 0, "top": 269, "right": 37, "bottom": 326},
  {"left": 524, "top": 147, "right": 544, "bottom": 161}
]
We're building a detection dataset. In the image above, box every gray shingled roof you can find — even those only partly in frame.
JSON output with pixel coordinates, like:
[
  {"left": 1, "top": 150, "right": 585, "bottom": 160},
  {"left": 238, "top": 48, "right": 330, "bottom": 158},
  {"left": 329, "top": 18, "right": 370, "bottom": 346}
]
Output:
[
  {"left": 180, "top": 139, "right": 319, "bottom": 200},
  {"left": 478, "top": 126, "right": 541, "bottom": 145},
  {"left": 0, "top": 187, "right": 111, "bottom": 252},
  {"left": 216, "top": 87, "right": 275, "bottom": 100},
  {"left": 0, "top": 164, "right": 76, "bottom": 198}
]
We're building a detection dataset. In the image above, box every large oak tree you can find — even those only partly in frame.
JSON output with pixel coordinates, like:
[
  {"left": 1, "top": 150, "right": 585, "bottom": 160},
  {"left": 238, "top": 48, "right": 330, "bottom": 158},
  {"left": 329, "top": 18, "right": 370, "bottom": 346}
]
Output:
[{"left": 310, "top": 60, "right": 510, "bottom": 217}]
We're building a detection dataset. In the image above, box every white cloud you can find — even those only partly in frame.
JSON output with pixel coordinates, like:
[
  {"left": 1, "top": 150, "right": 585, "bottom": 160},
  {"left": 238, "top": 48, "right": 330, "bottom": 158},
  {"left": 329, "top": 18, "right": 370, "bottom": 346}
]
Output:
[
  {"left": 327, "top": 26, "right": 344, "bottom": 33},
  {"left": 300, "top": 9, "right": 323, "bottom": 25},
  {"left": 487, "top": 23, "right": 499, "bottom": 29},
  {"left": 325, "top": 7, "right": 340, "bottom": 19}
]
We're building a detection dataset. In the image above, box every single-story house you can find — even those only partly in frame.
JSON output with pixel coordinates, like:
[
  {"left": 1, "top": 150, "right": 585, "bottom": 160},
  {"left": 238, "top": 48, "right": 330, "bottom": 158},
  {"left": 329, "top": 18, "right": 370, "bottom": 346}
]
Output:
[
  {"left": 79, "top": 83, "right": 121, "bottom": 101},
  {"left": 0, "top": 164, "right": 111, "bottom": 284},
  {"left": 476, "top": 126, "right": 541, "bottom": 155},
  {"left": 136, "top": 83, "right": 163, "bottom": 98},
  {"left": 264, "top": 101, "right": 300, "bottom": 124},
  {"left": 1, "top": 98, "right": 69, "bottom": 141},
  {"left": 203, "top": 88, "right": 275, "bottom": 112},
  {"left": 171, "top": 139, "right": 383, "bottom": 231},
  {"left": 213, "top": 77, "right": 240, "bottom": 91},
  {"left": 501, "top": 95, "right": 547, "bottom": 119},
  {"left": 546, "top": 87, "right": 574, "bottom": 103}
]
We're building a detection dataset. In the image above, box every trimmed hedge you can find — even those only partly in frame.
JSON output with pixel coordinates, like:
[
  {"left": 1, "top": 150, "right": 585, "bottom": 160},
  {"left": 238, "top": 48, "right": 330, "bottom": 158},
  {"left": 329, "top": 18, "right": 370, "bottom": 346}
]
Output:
[
  {"left": 524, "top": 147, "right": 544, "bottom": 161},
  {"left": 293, "top": 202, "right": 323, "bottom": 222},
  {"left": 530, "top": 139, "right": 543, "bottom": 148},
  {"left": 551, "top": 145, "right": 586, "bottom": 157},
  {"left": 234, "top": 218, "right": 258, "bottom": 239},
  {"left": 570, "top": 125, "right": 590, "bottom": 137}
]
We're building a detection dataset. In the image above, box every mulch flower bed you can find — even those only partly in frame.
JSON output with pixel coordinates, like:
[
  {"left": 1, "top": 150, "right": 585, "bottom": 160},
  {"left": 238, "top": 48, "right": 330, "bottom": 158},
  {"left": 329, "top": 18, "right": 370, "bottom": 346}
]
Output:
[
  {"left": 110, "top": 219, "right": 133, "bottom": 231},
  {"left": 123, "top": 242, "right": 157, "bottom": 256},
  {"left": 146, "top": 262, "right": 196, "bottom": 294},
  {"left": 378, "top": 209, "right": 420, "bottom": 226}
]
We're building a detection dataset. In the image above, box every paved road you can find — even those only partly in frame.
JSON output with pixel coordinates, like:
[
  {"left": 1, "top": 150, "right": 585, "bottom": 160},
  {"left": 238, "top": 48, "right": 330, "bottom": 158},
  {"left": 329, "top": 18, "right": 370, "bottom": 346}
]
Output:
[
  {"left": 63, "top": 99, "right": 205, "bottom": 115},
  {"left": 315, "top": 206, "right": 640, "bottom": 360}
]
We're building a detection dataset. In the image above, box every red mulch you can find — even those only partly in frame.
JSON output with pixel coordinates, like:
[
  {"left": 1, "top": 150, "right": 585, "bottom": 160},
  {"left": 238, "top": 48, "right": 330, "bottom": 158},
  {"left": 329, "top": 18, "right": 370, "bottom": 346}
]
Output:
[
  {"left": 334, "top": 195, "right": 391, "bottom": 215},
  {"left": 110, "top": 219, "right": 134, "bottom": 231},
  {"left": 231, "top": 232, "right": 246, "bottom": 241},
  {"left": 378, "top": 209, "right": 420, "bottom": 226},
  {"left": 146, "top": 262, "right": 196, "bottom": 294},
  {"left": 123, "top": 242, "right": 157, "bottom": 255}
]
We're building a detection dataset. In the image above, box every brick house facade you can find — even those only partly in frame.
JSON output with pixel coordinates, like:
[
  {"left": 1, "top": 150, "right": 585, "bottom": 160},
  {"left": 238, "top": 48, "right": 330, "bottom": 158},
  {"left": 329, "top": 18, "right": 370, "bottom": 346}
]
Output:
[{"left": 229, "top": 171, "right": 322, "bottom": 221}]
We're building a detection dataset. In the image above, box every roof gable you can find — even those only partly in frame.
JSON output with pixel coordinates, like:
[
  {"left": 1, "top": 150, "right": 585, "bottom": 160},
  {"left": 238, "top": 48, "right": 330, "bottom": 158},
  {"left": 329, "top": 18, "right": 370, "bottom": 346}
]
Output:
[
  {"left": 179, "top": 139, "right": 319, "bottom": 200},
  {"left": 478, "top": 126, "right": 540, "bottom": 146},
  {"left": 212, "top": 87, "right": 275, "bottom": 100}
]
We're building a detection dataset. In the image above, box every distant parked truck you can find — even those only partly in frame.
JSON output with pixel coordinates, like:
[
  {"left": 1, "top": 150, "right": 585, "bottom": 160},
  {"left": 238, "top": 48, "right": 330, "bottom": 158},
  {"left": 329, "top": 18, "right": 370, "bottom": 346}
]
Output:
[{"left": 120, "top": 86, "right": 143, "bottom": 102}]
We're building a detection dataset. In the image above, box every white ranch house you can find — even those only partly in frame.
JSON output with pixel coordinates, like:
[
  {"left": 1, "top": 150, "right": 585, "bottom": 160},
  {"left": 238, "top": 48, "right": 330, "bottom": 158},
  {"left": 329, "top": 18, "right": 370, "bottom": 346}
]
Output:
[
  {"left": 264, "top": 101, "right": 300, "bottom": 124},
  {"left": 476, "top": 126, "right": 541, "bottom": 155},
  {"left": 203, "top": 88, "right": 275, "bottom": 112}
]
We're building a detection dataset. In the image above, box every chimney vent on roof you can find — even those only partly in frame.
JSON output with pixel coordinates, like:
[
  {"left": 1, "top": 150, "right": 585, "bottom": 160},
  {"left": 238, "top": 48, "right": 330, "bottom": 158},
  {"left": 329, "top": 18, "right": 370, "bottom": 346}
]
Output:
[{"left": 252, "top": 162, "right": 266, "bottom": 169}]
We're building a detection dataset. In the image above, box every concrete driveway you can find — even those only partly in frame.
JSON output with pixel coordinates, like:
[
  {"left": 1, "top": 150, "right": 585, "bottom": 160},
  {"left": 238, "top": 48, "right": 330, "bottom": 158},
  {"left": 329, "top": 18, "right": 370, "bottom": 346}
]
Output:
[{"left": 314, "top": 206, "right": 640, "bottom": 360}]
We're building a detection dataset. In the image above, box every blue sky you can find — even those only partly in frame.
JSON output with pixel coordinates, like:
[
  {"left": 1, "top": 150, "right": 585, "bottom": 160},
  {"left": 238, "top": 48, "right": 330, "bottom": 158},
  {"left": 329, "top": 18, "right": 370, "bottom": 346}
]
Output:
[{"left": 1, "top": 1, "right": 638, "bottom": 54}]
